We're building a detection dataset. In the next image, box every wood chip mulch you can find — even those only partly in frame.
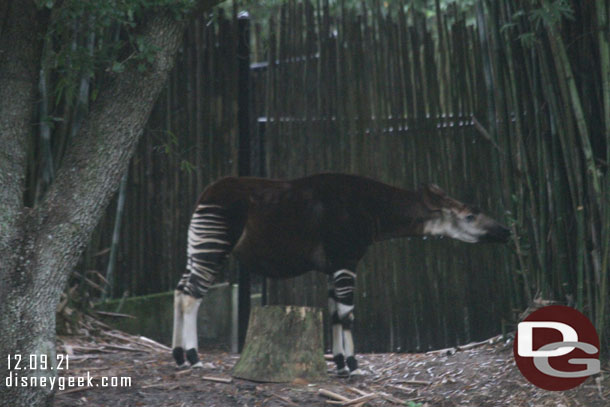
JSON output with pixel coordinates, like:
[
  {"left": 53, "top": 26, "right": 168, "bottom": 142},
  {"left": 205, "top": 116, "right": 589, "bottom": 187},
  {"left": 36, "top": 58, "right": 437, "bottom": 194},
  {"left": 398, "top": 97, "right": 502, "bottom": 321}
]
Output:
[{"left": 54, "top": 328, "right": 608, "bottom": 407}]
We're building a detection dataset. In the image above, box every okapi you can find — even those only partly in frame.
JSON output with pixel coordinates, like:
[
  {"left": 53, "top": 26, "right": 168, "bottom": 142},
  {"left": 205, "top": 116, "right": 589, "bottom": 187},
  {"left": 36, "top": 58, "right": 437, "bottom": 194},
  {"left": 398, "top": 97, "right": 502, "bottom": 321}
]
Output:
[{"left": 172, "top": 173, "right": 510, "bottom": 376}]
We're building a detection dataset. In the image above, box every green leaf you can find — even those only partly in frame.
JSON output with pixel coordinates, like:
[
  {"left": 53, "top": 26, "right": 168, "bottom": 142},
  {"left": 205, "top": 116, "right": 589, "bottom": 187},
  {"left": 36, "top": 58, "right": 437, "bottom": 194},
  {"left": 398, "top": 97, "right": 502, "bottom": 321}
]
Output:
[
  {"left": 111, "top": 61, "right": 124, "bottom": 73},
  {"left": 500, "top": 22, "right": 517, "bottom": 34},
  {"left": 180, "top": 160, "right": 195, "bottom": 174},
  {"left": 518, "top": 32, "right": 538, "bottom": 48}
]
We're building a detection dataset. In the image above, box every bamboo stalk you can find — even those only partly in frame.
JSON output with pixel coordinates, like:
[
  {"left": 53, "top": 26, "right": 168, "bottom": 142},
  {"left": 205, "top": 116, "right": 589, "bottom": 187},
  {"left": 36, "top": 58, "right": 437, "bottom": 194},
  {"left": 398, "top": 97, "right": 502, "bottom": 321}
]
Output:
[
  {"left": 595, "top": 0, "right": 610, "bottom": 348},
  {"left": 543, "top": 0, "right": 602, "bottom": 209},
  {"left": 102, "top": 171, "right": 128, "bottom": 300}
]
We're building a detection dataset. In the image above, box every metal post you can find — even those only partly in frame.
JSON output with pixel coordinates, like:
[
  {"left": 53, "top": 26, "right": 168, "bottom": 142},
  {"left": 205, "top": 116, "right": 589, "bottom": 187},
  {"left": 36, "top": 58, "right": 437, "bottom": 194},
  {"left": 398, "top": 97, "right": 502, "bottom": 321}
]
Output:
[
  {"left": 237, "top": 11, "right": 251, "bottom": 177},
  {"left": 237, "top": 11, "right": 251, "bottom": 352},
  {"left": 257, "top": 118, "right": 267, "bottom": 305}
]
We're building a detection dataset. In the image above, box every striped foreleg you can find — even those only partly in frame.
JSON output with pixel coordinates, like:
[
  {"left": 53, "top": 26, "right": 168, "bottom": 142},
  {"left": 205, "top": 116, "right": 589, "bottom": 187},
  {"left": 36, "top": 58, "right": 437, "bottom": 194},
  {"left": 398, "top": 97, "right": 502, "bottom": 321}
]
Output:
[
  {"left": 328, "top": 269, "right": 358, "bottom": 376},
  {"left": 173, "top": 204, "right": 233, "bottom": 368}
]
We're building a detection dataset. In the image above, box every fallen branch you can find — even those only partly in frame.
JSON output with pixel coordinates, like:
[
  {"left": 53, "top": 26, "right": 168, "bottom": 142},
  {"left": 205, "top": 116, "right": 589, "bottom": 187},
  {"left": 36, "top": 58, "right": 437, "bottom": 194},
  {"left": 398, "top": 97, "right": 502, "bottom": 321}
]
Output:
[
  {"left": 72, "top": 271, "right": 106, "bottom": 293},
  {"left": 95, "top": 310, "right": 136, "bottom": 319},
  {"left": 100, "top": 343, "right": 144, "bottom": 353},
  {"left": 426, "top": 334, "right": 504, "bottom": 355},
  {"left": 67, "top": 365, "right": 108, "bottom": 371},
  {"left": 271, "top": 392, "right": 299, "bottom": 407},
  {"left": 82, "top": 314, "right": 112, "bottom": 329},
  {"left": 202, "top": 375, "right": 232, "bottom": 384},
  {"left": 425, "top": 346, "right": 456, "bottom": 356},
  {"left": 395, "top": 379, "right": 431, "bottom": 386},
  {"left": 319, "top": 388, "right": 376, "bottom": 406},
  {"left": 350, "top": 385, "right": 413, "bottom": 406},
  {"left": 378, "top": 391, "right": 415, "bottom": 405},
  {"left": 457, "top": 334, "right": 503, "bottom": 351},
  {"left": 57, "top": 385, "right": 94, "bottom": 396},
  {"left": 101, "top": 330, "right": 167, "bottom": 353},
  {"left": 319, "top": 388, "right": 350, "bottom": 402},
  {"left": 386, "top": 384, "right": 417, "bottom": 394},
  {"left": 333, "top": 394, "right": 376, "bottom": 406},
  {"left": 141, "top": 382, "right": 180, "bottom": 390},
  {"left": 69, "top": 345, "right": 114, "bottom": 354},
  {"left": 65, "top": 354, "right": 98, "bottom": 362},
  {"left": 138, "top": 335, "right": 172, "bottom": 351},
  {"left": 102, "top": 330, "right": 137, "bottom": 343},
  {"left": 345, "top": 386, "right": 368, "bottom": 396}
]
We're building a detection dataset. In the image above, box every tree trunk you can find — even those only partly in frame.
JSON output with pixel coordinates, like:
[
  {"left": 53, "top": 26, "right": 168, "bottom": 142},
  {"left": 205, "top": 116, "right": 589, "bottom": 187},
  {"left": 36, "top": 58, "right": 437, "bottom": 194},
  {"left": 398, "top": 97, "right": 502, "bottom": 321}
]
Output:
[
  {"left": 233, "top": 306, "right": 328, "bottom": 383},
  {"left": 0, "top": 2, "right": 221, "bottom": 406},
  {"left": 0, "top": 1, "right": 43, "bottom": 292}
]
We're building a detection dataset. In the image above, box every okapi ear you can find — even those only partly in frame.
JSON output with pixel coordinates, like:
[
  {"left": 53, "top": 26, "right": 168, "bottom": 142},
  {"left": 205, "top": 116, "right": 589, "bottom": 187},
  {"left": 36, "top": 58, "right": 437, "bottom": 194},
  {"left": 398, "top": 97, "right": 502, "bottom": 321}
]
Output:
[
  {"left": 420, "top": 183, "right": 448, "bottom": 210},
  {"left": 425, "top": 183, "right": 447, "bottom": 196}
]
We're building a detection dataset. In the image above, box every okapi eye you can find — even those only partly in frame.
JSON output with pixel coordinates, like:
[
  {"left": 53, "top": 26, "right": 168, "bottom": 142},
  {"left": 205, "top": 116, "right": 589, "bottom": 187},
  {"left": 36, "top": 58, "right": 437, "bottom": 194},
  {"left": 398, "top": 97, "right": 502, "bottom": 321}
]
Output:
[{"left": 465, "top": 214, "right": 476, "bottom": 222}]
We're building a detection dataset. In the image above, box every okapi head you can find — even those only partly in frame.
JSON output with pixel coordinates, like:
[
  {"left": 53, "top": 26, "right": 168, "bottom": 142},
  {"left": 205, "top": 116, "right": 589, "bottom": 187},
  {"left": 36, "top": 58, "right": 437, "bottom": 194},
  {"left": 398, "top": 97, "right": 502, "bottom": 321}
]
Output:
[{"left": 419, "top": 184, "right": 510, "bottom": 243}]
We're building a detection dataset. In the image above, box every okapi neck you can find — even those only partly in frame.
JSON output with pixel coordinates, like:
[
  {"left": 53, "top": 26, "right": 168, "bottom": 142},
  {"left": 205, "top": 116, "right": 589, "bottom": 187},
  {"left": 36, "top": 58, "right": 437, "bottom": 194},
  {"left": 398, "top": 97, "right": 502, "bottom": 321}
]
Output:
[{"left": 369, "top": 186, "right": 430, "bottom": 242}]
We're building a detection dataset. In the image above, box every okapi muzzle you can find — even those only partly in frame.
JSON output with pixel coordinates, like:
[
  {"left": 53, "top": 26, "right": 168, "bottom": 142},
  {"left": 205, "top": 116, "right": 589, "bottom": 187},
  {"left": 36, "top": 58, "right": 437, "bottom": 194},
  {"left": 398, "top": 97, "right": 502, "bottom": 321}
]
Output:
[{"left": 420, "top": 184, "right": 511, "bottom": 244}]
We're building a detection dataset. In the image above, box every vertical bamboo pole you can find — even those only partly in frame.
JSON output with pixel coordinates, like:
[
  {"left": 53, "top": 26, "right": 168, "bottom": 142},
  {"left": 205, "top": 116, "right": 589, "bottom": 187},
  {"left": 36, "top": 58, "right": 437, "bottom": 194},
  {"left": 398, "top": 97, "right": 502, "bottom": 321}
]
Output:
[
  {"left": 543, "top": 0, "right": 601, "bottom": 208},
  {"left": 236, "top": 13, "right": 251, "bottom": 351},
  {"left": 595, "top": 0, "right": 610, "bottom": 346},
  {"left": 103, "top": 171, "right": 128, "bottom": 300}
]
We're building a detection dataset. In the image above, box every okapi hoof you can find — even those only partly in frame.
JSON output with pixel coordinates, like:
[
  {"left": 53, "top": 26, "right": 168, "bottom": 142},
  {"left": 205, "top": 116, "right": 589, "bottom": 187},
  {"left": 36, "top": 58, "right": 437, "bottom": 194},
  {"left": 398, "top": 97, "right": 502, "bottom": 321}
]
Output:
[
  {"left": 172, "top": 347, "right": 186, "bottom": 367},
  {"left": 337, "top": 367, "right": 350, "bottom": 378},
  {"left": 346, "top": 356, "right": 358, "bottom": 372},
  {"left": 332, "top": 354, "right": 349, "bottom": 377},
  {"left": 185, "top": 348, "right": 200, "bottom": 366},
  {"left": 349, "top": 368, "right": 366, "bottom": 377}
]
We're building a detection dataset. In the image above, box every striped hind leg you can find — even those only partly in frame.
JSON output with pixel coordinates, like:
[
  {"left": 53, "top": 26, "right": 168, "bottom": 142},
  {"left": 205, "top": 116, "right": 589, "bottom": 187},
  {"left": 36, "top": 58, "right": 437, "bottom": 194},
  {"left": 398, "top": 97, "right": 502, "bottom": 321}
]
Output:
[
  {"left": 328, "top": 269, "right": 358, "bottom": 377},
  {"left": 172, "top": 204, "right": 233, "bottom": 368}
]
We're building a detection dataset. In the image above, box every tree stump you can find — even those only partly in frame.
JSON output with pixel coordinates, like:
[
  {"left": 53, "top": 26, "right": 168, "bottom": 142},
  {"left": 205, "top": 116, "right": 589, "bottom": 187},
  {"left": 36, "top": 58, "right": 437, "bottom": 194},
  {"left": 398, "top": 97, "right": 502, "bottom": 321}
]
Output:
[{"left": 232, "top": 305, "right": 328, "bottom": 382}]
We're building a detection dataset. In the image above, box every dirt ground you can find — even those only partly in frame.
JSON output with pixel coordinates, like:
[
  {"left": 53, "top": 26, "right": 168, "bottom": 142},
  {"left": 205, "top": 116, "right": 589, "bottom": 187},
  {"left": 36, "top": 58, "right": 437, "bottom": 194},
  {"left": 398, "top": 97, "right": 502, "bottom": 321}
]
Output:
[{"left": 54, "top": 331, "right": 609, "bottom": 407}]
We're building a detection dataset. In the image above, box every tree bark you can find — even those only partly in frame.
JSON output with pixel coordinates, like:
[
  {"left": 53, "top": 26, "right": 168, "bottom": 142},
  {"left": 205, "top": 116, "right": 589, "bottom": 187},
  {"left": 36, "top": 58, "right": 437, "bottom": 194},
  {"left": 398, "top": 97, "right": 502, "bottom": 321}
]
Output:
[
  {"left": 233, "top": 306, "right": 328, "bottom": 383},
  {"left": 0, "top": 1, "right": 221, "bottom": 406},
  {"left": 0, "top": 1, "right": 43, "bottom": 292}
]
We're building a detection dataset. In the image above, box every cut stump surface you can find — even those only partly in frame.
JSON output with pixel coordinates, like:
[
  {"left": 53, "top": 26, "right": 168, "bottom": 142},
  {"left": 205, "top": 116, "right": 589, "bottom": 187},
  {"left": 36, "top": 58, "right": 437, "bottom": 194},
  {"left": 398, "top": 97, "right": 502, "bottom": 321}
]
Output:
[{"left": 232, "top": 305, "right": 327, "bottom": 382}]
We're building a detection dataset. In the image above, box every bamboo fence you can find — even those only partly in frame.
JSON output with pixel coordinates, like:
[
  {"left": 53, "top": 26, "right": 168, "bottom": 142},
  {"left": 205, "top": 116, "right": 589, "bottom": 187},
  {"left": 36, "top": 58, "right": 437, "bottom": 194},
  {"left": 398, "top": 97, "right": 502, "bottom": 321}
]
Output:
[
  {"left": 257, "top": 0, "right": 609, "bottom": 352},
  {"left": 62, "top": 0, "right": 609, "bottom": 353},
  {"left": 77, "top": 8, "right": 241, "bottom": 298}
]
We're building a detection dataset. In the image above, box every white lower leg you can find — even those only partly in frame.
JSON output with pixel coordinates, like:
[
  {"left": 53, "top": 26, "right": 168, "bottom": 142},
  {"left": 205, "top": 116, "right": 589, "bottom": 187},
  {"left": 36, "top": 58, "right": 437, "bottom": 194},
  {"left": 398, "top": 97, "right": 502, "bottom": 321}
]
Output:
[
  {"left": 332, "top": 323, "right": 349, "bottom": 375},
  {"left": 329, "top": 293, "right": 349, "bottom": 375},
  {"left": 172, "top": 291, "right": 184, "bottom": 349},
  {"left": 172, "top": 291, "right": 187, "bottom": 367},
  {"left": 343, "top": 329, "right": 354, "bottom": 358},
  {"left": 343, "top": 327, "right": 360, "bottom": 374},
  {"left": 332, "top": 324, "right": 344, "bottom": 356},
  {"left": 338, "top": 307, "right": 358, "bottom": 374},
  {"left": 182, "top": 295, "right": 202, "bottom": 367}
]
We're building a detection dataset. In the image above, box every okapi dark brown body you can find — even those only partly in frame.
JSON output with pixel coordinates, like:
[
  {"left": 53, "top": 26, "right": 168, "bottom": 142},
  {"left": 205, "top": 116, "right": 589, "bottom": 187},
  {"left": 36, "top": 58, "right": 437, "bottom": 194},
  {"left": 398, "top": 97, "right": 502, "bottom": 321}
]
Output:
[
  {"left": 172, "top": 173, "right": 510, "bottom": 375},
  {"left": 204, "top": 174, "right": 415, "bottom": 279}
]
